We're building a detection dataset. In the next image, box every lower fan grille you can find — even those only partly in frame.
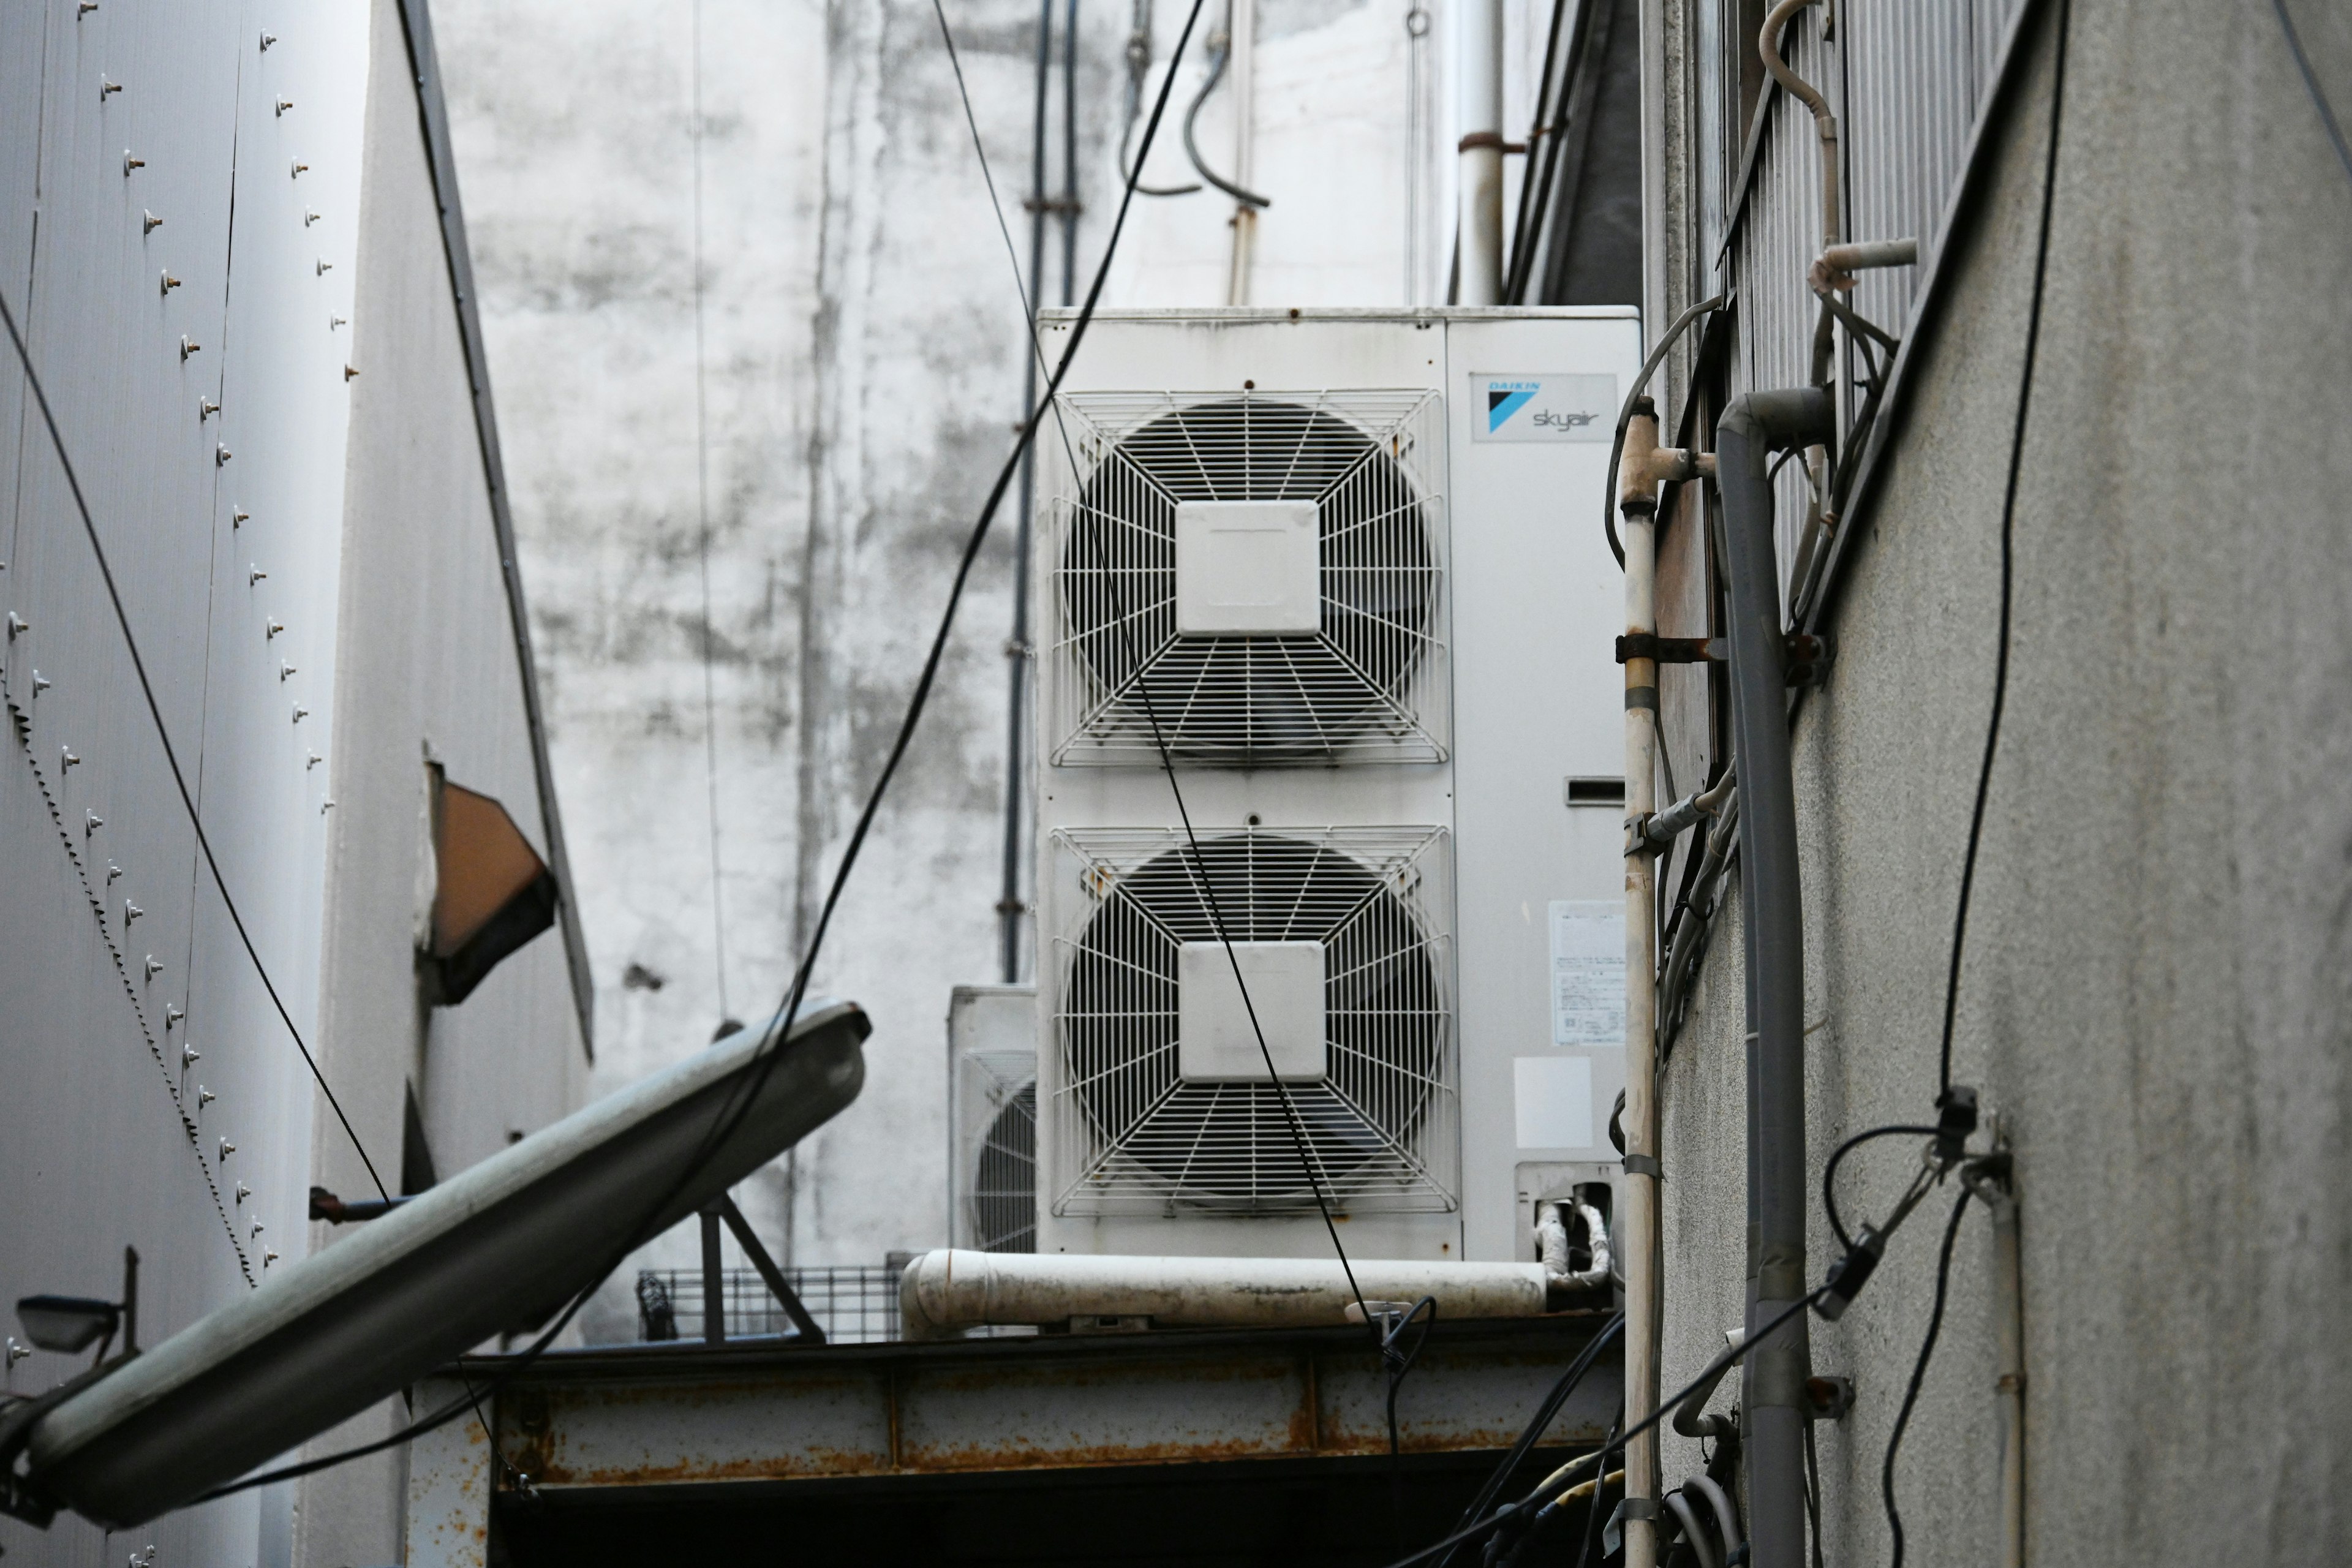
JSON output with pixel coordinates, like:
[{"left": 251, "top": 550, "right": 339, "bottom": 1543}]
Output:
[{"left": 1048, "top": 826, "right": 1457, "bottom": 1215}]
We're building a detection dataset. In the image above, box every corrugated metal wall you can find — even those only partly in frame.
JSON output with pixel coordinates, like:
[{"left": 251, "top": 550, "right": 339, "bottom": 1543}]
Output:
[
  {"left": 0, "top": 4, "right": 592, "bottom": 1564},
  {"left": 1710, "top": 0, "right": 2028, "bottom": 592},
  {"left": 0, "top": 4, "right": 372, "bottom": 1562}
]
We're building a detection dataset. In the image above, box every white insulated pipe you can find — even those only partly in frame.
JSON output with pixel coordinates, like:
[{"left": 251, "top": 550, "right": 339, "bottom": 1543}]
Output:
[
  {"left": 1618, "top": 401, "right": 1667, "bottom": 1568},
  {"left": 899, "top": 1251, "right": 1551, "bottom": 1340},
  {"left": 1455, "top": 0, "right": 1504, "bottom": 304}
]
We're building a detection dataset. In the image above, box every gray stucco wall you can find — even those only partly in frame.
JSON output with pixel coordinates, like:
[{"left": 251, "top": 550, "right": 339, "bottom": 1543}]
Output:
[{"left": 1656, "top": 2, "right": 2352, "bottom": 1561}]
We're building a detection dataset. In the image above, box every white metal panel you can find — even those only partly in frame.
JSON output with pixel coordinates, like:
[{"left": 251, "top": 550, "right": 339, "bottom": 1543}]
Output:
[
  {"left": 1441, "top": 311, "right": 1638, "bottom": 1264},
  {"left": 0, "top": 4, "right": 372, "bottom": 1562},
  {"left": 1030, "top": 309, "right": 1634, "bottom": 1267}
]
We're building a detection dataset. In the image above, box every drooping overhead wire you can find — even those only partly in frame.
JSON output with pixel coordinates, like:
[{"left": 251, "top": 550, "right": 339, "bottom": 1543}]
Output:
[
  {"left": 933, "top": 0, "right": 1376, "bottom": 1338},
  {"left": 1180, "top": 6, "right": 1272, "bottom": 208},
  {"left": 0, "top": 287, "right": 390, "bottom": 1206},
  {"left": 1120, "top": 0, "right": 1203, "bottom": 195},
  {"left": 194, "top": 0, "right": 1221, "bottom": 1510},
  {"left": 1939, "top": 0, "right": 2070, "bottom": 1095}
]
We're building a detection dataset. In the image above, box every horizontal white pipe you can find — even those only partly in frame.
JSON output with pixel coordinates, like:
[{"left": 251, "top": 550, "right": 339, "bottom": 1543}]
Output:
[{"left": 900, "top": 1250, "right": 1550, "bottom": 1339}]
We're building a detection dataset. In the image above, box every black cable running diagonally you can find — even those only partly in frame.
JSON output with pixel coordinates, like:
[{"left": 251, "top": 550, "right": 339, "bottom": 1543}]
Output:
[
  {"left": 1384, "top": 1289, "right": 1830, "bottom": 1568},
  {"left": 932, "top": 0, "right": 1377, "bottom": 1332},
  {"left": 2272, "top": 0, "right": 2352, "bottom": 191},
  {"left": 191, "top": 0, "right": 1220, "bottom": 1511},
  {"left": 0, "top": 288, "right": 390, "bottom": 1206},
  {"left": 1938, "top": 0, "right": 2070, "bottom": 1095}
]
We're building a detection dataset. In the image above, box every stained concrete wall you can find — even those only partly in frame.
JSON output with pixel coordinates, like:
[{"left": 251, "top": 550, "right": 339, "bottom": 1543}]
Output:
[
  {"left": 423, "top": 0, "right": 1589, "bottom": 1324},
  {"left": 1653, "top": 2, "right": 2352, "bottom": 1561}
]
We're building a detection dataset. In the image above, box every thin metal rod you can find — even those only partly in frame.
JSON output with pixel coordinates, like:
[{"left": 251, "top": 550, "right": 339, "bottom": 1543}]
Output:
[
  {"left": 719, "top": 1195, "right": 827, "bottom": 1343},
  {"left": 1062, "top": 0, "right": 1080, "bottom": 306},
  {"left": 1000, "top": 0, "right": 1058, "bottom": 984},
  {"left": 699, "top": 1206, "right": 727, "bottom": 1344}
]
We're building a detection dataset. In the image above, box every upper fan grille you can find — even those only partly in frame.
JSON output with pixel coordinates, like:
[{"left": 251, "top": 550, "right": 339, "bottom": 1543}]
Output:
[
  {"left": 1047, "top": 391, "right": 1448, "bottom": 766},
  {"left": 1048, "top": 826, "right": 1457, "bottom": 1215}
]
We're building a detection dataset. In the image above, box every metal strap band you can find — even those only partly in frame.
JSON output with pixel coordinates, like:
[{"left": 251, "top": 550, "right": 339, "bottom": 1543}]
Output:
[
  {"left": 1623, "top": 1154, "right": 1662, "bottom": 1180},
  {"left": 1625, "top": 685, "right": 1659, "bottom": 710}
]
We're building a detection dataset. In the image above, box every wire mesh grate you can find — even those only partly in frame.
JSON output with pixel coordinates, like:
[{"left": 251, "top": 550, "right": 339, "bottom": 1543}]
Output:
[
  {"left": 1046, "top": 390, "right": 1450, "bottom": 766},
  {"left": 635, "top": 1261, "right": 908, "bottom": 1344},
  {"left": 1048, "top": 824, "right": 1457, "bottom": 1215}
]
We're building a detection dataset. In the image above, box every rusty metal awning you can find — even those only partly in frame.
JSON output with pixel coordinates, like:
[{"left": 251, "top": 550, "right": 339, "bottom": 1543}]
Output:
[{"left": 408, "top": 1313, "right": 1619, "bottom": 1567}]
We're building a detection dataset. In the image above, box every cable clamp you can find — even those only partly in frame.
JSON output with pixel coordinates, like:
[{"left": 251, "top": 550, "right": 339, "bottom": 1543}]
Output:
[
  {"left": 1603, "top": 1496, "right": 1659, "bottom": 1556},
  {"left": 1622, "top": 1154, "right": 1662, "bottom": 1180}
]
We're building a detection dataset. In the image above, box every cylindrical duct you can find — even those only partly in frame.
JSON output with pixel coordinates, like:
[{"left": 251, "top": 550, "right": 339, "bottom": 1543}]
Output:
[
  {"left": 1455, "top": 0, "right": 1504, "bottom": 304},
  {"left": 900, "top": 1250, "right": 1551, "bottom": 1339},
  {"left": 1714, "top": 388, "right": 1831, "bottom": 1568}
]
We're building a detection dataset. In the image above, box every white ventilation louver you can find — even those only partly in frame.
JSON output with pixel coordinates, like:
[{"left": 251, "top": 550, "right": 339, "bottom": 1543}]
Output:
[
  {"left": 1047, "top": 390, "right": 1449, "bottom": 765},
  {"left": 1048, "top": 826, "right": 1456, "bottom": 1215}
]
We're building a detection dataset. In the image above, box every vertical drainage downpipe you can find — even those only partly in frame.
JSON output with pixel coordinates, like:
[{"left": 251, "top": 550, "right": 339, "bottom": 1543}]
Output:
[
  {"left": 999, "top": 0, "right": 1057, "bottom": 984},
  {"left": 1714, "top": 386, "right": 1831, "bottom": 1568},
  {"left": 1618, "top": 401, "right": 1664, "bottom": 1568},
  {"left": 1456, "top": 0, "right": 1504, "bottom": 304}
]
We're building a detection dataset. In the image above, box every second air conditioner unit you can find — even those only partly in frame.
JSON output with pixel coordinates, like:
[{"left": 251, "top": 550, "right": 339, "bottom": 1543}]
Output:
[{"left": 1030, "top": 307, "right": 1640, "bottom": 1267}]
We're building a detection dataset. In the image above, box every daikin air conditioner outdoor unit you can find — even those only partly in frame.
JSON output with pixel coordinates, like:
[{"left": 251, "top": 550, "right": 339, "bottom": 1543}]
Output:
[
  {"left": 1030, "top": 308, "right": 1641, "bottom": 1267},
  {"left": 947, "top": 985, "right": 1039, "bottom": 1253}
]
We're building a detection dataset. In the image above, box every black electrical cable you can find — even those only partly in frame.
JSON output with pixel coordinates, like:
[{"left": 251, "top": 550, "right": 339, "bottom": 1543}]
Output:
[
  {"left": 1879, "top": 1188, "right": 1972, "bottom": 1568},
  {"left": 1180, "top": 26, "right": 1272, "bottom": 208},
  {"left": 1938, "top": 0, "right": 2068, "bottom": 1095},
  {"left": 1501, "top": 0, "right": 1580, "bottom": 303},
  {"left": 937, "top": 0, "right": 1381, "bottom": 1337},
  {"left": 0, "top": 287, "right": 390, "bottom": 1208},
  {"left": 1569, "top": 1414, "right": 1619, "bottom": 1568},
  {"left": 1391, "top": 1289, "right": 1830, "bottom": 1568},
  {"left": 1118, "top": 0, "right": 1202, "bottom": 196},
  {"left": 1821, "top": 1124, "right": 1939, "bottom": 1253},
  {"left": 2272, "top": 0, "right": 2352, "bottom": 192},
  {"left": 184, "top": 0, "right": 1221, "bottom": 1512},
  {"left": 1803, "top": 1413, "right": 1825, "bottom": 1568},
  {"left": 1384, "top": 1296, "right": 1439, "bottom": 1459},
  {"left": 1434, "top": 1311, "right": 1624, "bottom": 1567}
]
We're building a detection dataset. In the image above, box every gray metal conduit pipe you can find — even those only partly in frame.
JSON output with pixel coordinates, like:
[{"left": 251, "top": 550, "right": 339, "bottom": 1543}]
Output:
[{"left": 1714, "top": 385, "right": 1833, "bottom": 1568}]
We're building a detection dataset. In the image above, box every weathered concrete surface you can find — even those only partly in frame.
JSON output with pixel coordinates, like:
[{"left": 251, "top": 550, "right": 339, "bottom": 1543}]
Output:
[
  {"left": 1657, "top": 3, "right": 2352, "bottom": 1562},
  {"left": 424, "top": 0, "right": 1559, "bottom": 1315}
]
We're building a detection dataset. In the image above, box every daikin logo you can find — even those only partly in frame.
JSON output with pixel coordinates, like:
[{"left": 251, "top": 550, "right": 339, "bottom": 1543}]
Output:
[
  {"left": 1469, "top": 371, "right": 1618, "bottom": 444},
  {"left": 1487, "top": 380, "right": 1541, "bottom": 431}
]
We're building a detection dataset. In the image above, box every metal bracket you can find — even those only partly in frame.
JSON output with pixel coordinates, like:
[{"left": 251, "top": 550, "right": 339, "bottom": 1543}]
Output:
[
  {"left": 1615, "top": 631, "right": 1830, "bottom": 685},
  {"left": 1805, "top": 1373, "right": 1856, "bottom": 1421},
  {"left": 718, "top": 1194, "right": 827, "bottom": 1345},
  {"left": 1614, "top": 633, "right": 1722, "bottom": 665},
  {"left": 1622, "top": 1154, "right": 1662, "bottom": 1180}
]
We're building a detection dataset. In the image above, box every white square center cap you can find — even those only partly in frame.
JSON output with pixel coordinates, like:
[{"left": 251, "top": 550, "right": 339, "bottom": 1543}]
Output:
[
  {"left": 1177, "top": 940, "right": 1326, "bottom": 1082},
  {"left": 1173, "top": 500, "right": 1321, "bottom": 636}
]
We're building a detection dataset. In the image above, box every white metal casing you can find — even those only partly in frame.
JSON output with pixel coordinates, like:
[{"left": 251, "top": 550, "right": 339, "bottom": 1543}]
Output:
[
  {"left": 946, "top": 985, "right": 1040, "bottom": 1253},
  {"left": 1031, "top": 308, "right": 1637, "bottom": 1267}
]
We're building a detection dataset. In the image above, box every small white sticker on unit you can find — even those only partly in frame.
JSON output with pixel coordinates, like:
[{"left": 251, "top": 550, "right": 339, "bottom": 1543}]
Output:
[
  {"left": 1470, "top": 372, "right": 1618, "bottom": 443},
  {"left": 1550, "top": 900, "right": 1626, "bottom": 1046},
  {"left": 1515, "top": 1055, "right": 1594, "bottom": 1149}
]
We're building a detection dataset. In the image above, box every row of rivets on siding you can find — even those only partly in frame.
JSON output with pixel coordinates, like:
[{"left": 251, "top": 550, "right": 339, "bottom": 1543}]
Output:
[
  {"left": 2, "top": 688, "right": 258, "bottom": 1280},
  {"left": 10, "top": 618, "right": 286, "bottom": 1267}
]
